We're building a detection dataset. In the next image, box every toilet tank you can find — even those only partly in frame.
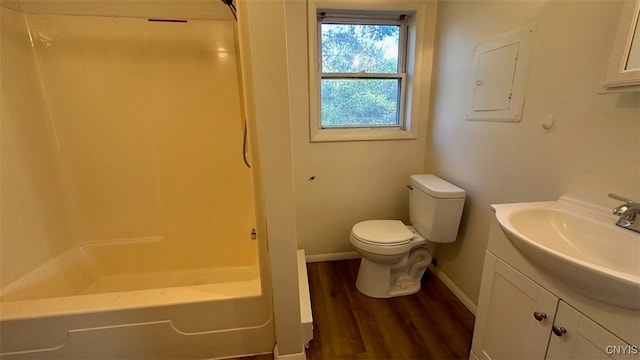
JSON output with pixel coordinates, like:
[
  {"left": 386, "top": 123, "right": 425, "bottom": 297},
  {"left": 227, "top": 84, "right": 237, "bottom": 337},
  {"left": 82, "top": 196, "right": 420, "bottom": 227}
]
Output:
[{"left": 409, "top": 174, "right": 465, "bottom": 243}]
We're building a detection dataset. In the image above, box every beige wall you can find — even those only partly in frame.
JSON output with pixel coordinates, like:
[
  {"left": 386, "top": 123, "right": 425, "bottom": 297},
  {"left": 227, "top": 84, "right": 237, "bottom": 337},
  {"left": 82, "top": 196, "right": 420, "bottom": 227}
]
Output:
[
  {"left": 290, "top": 1, "right": 439, "bottom": 258},
  {"left": 0, "top": 7, "right": 76, "bottom": 287},
  {"left": 237, "top": 0, "right": 302, "bottom": 355},
  {"left": 426, "top": 0, "right": 640, "bottom": 306}
]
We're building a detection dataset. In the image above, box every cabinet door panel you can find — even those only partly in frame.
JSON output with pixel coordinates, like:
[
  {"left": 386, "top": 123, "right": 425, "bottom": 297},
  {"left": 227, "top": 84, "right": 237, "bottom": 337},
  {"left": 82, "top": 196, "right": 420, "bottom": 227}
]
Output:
[
  {"left": 547, "top": 301, "right": 637, "bottom": 360},
  {"left": 471, "top": 253, "right": 558, "bottom": 360}
]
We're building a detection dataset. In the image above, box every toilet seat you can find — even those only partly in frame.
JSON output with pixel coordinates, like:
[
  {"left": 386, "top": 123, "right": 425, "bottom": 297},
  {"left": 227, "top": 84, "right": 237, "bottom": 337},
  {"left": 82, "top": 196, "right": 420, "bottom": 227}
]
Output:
[{"left": 351, "top": 220, "right": 415, "bottom": 246}]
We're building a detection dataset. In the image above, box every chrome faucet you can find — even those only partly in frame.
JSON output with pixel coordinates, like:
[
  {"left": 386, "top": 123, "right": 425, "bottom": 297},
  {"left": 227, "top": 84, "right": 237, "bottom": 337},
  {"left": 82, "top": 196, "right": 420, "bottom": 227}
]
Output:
[{"left": 608, "top": 193, "right": 640, "bottom": 233}]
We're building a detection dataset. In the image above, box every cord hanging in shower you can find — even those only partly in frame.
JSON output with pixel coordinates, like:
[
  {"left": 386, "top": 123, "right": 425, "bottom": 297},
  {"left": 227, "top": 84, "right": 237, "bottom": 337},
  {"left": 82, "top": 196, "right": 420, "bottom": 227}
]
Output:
[
  {"left": 220, "top": 0, "right": 249, "bottom": 169},
  {"left": 221, "top": 0, "right": 237, "bottom": 21},
  {"left": 242, "top": 119, "right": 251, "bottom": 169}
]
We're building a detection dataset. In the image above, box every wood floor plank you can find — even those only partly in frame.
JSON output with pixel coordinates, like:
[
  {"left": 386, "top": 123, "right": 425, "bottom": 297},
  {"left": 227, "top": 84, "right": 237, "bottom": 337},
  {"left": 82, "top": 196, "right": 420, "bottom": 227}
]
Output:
[
  {"left": 395, "top": 290, "right": 467, "bottom": 359},
  {"left": 351, "top": 309, "right": 393, "bottom": 360},
  {"left": 307, "top": 260, "right": 366, "bottom": 359},
  {"left": 306, "top": 259, "right": 475, "bottom": 360}
]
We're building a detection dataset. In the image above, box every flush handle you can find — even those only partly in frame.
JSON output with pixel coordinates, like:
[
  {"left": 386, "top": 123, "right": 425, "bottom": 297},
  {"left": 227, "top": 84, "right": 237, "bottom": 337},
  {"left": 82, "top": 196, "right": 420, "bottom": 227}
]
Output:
[
  {"left": 533, "top": 312, "right": 547, "bottom": 321},
  {"left": 407, "top": 185, "right": 413, "bottom": 190}
]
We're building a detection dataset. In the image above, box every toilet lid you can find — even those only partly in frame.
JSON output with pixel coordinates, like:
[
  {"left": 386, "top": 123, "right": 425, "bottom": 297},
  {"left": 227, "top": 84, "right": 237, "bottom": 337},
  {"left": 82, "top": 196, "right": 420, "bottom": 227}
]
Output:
[{"left": 352, "top": 220, "right": 414, "bottom": 245}]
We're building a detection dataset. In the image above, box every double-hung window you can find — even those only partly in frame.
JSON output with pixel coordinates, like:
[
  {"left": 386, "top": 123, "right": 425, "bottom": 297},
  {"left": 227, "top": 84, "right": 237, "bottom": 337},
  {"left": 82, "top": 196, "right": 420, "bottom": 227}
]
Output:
[
  {"left": 318, "top": 12, "right": 409, "bottom": 130},
  {"left": 308, "top": 1, "right": 437, "bottom": 142}
]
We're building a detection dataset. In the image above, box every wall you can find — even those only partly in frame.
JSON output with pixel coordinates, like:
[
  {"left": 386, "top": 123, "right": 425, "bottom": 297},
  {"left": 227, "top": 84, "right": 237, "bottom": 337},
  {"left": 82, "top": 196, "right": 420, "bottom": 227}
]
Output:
[
  {"left": 426, "top": 0, "right": 640, "bottom": 308},
  {"left": 290, "top": 0, "right": 439, "bottom": 259},
  {"left": 237, "top": 0, "right": 303, "bottom": 356},
  {"left": 0, "top": 6, "right": 76, "bottom": 287}
]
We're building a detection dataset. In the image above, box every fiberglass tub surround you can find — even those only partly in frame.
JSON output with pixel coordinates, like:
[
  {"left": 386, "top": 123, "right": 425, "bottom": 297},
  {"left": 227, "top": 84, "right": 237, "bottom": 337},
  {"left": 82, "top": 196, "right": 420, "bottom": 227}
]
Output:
[{"left": 1, "top": 4, "right": 272, "bottom": 358}]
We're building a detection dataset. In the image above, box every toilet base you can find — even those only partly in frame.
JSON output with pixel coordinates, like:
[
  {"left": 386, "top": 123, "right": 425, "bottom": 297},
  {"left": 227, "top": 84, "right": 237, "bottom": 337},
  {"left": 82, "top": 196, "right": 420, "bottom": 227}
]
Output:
[{"left": 355, "top": 248, "right": 432, "bottom": 298}]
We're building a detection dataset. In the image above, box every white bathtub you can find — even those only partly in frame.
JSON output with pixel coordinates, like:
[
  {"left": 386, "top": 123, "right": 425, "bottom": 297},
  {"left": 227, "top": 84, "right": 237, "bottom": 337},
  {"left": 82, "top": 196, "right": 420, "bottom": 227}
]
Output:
[{"left": 0, "top": 239, "right": 274, "bottom": 359}]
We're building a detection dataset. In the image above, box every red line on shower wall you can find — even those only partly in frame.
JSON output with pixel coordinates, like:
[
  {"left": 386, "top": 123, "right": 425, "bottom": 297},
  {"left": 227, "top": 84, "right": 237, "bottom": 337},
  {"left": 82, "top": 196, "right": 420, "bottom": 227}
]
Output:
[{"left": 147, "top": 18, "right": 188, "bottom": 23}]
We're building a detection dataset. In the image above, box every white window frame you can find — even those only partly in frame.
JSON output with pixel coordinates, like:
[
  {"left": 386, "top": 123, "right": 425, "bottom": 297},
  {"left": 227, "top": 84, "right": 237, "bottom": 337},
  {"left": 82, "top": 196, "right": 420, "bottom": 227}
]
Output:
[{"left": 308, "top": 0, "right": 435, "bottom": 142}]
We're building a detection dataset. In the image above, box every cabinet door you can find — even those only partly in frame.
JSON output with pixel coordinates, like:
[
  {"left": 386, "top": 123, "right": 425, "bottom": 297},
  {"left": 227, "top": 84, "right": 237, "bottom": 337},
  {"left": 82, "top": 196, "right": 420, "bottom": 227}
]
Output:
[
  {"left": 547, "top": 301, "right": 637, "bottom": 360},
  {"left": 471, "top": 253, "right": 559, "bottom": 360}
]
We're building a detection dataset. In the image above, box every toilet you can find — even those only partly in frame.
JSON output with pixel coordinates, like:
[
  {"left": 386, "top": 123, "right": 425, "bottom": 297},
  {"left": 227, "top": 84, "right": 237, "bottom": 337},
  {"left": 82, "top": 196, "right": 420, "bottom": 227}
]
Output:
[{"left": 350, "top": 174, "right": 465, "bottom": 298}]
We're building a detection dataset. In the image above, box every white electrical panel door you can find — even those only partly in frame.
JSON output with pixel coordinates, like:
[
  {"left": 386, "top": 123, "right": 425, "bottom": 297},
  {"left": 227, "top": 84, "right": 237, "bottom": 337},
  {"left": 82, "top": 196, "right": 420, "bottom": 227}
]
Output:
[
  {"left": 472, "top": 43, "right": 519, "bottom": 111},
  {"left": 467, "top": 24, "right": 536, "bottom": 122}
]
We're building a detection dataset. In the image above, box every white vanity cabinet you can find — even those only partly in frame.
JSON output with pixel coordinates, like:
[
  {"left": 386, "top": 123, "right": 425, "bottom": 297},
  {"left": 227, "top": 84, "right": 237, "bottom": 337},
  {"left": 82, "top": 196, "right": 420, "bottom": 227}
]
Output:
[
  {"left": 471, "top": 216, "right": 640, "bottom": 360},
  {"left": 471, "top": 253, "right": 557, "bottom": 360},
  {"left": 547, "top": 301, "right": 634, "bottom": 360},
  {"left": 472, "top": 253, "right": 635, "bottom": 360}
]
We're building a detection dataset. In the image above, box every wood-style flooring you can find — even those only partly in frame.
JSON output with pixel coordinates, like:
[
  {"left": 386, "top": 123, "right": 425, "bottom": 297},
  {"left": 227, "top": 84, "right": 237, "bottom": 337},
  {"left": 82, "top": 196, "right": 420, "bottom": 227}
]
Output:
[
  {"left": 238, "top": 259, "right": 475, "bottom": 360},
  {"left": 305, "top": 259, "right": 475, "bottom": 360}
]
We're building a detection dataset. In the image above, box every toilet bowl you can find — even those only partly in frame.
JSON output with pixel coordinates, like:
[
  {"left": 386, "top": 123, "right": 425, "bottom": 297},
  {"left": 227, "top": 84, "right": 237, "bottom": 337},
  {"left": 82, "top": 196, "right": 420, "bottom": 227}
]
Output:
[
  {"left": 350, "top": 175, "right": 465, "bottom": 298},
  {"left": 350, "top": 220, "right": 432, "bottom": 298}
]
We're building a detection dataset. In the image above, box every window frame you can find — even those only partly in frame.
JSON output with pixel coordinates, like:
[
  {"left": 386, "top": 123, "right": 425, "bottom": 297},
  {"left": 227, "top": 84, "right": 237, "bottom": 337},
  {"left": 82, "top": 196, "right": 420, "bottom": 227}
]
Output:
[
  {"left": 308, "top": 0, "right": 433, "bottom": 143},
  {"left": 318, "top": 13, "right": 409, "bottom": 129}
]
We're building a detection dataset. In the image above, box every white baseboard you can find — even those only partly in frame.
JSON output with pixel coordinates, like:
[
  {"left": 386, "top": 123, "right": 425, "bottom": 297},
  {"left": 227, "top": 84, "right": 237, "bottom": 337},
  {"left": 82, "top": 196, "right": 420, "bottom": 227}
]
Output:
[
  {"left": 273, "top": 344, "right": 306, "bottom": 360},
  {"left": 296, "top": 250, "right": 313, "bottom": 347},
  {"left": 430, "top": 267, "right": 477, "bottom": 316},
  {"left": 304, "top": 251, "right": 360, "bottom": 263}
]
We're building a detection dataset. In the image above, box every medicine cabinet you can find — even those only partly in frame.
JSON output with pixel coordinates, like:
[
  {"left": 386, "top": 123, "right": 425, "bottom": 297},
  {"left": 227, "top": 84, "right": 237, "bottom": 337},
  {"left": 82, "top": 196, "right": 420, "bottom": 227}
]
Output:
[{"left": 602, "top": 0, "right": 640, "bottom": 93}]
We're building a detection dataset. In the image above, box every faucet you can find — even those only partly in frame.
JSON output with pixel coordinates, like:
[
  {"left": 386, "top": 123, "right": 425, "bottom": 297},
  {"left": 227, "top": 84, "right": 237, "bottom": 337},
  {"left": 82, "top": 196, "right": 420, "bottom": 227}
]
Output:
[{"left": 608, "top": 193, "right": 640, "bottom": 233}]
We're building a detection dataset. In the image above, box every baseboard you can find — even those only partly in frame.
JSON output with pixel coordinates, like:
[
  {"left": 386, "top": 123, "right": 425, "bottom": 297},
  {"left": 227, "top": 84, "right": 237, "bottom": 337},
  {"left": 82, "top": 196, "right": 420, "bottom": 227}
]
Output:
[
  {"left": 430, "top": 267, "right": 477, "bottom": 316},
  {"left": 273, "top": 344, "right": 306, "bottom": 360},
  {"left": 469, "top": 350, "right": 480, "bottom": 360},
  {"left": 304, "top": 251, "right": 360, "bottom": 263},
  {"left": 296, "top": 250, "right": 313, "bottom": 347}
]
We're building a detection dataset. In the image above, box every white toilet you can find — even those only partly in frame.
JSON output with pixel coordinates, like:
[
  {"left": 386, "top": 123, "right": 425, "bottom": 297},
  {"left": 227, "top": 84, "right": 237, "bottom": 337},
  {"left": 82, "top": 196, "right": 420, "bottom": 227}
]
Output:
[{"left": 350, "top": 174, "right": 465, "bottom": 298}]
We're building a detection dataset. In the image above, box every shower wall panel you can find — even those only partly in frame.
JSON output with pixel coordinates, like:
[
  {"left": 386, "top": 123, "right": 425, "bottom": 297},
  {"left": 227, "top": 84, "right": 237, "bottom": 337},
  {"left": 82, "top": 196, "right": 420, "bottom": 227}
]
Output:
[
  {"left": 0, "top": 7, "right": 76, "bottom": 287},
  {"left": 14, "top": 14, "right": 255, "bottom": 274}
]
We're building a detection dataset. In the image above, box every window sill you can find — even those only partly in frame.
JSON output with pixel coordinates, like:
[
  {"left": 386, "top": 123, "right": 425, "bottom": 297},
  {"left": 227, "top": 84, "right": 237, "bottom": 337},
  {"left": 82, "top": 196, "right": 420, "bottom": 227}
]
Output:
[{"left": 310, "top": 128, "right": 417, "bottom": 142}]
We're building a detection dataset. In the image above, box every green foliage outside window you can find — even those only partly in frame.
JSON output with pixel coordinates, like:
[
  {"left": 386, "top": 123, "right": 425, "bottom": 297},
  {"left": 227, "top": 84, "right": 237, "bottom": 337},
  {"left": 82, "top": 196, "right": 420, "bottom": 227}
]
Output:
[{"left": 320, "top": 23, "right": 402, "bottom": 127}]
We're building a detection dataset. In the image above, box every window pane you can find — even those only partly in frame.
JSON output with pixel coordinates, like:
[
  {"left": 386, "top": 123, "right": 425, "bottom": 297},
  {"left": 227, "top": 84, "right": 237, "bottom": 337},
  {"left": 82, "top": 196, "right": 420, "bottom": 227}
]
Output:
[
  {"left": 321, "top": 78, "right": 400, "bottom": 127},
  {"left": 321, "top": 23, "right": 399, "bottom": 73}
]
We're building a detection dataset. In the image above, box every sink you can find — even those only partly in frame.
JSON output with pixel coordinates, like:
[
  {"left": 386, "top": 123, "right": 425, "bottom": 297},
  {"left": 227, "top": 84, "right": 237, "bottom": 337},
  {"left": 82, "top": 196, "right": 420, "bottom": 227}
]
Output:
[{"left": 492, "top": 197, "right": 640, "bottom": 310}]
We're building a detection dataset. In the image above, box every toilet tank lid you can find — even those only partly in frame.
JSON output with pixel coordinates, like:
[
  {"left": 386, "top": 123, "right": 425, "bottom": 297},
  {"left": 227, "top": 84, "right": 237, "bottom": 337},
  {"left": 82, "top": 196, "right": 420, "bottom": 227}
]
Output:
[{"left": 410, "top": 174, "right": 465, "bottom": 199}]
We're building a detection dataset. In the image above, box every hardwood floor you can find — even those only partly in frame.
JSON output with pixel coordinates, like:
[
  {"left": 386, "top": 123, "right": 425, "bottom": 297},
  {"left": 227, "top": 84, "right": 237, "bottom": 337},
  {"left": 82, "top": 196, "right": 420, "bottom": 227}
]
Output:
[
  {"left": 305, "top": 259, "right": 475, "bottom": 360},
  {"left": 238, "top": 259, "right": 475, "bottom": 360}
]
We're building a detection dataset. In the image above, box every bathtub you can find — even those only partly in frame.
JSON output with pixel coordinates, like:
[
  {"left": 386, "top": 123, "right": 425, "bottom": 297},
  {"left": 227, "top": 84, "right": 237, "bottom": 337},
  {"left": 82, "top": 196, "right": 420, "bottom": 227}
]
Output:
[{"left": 0, "top": 238, "right": 274, "bottom": 359}]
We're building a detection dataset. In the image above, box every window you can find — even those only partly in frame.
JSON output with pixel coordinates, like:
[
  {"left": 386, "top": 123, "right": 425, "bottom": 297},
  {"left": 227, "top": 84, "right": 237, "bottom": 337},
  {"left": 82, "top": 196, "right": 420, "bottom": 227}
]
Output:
[
  {"left": 319, "top": 13, "right": 408, "bottom": 129},
  {"left": 307, "top": 1, "right": 436, "bottom": 142}
]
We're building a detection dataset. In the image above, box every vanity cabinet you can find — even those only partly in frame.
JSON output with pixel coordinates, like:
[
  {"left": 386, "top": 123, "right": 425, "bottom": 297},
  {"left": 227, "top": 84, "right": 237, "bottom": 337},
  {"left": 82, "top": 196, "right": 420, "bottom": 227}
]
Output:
[
  {"left": 547, "top": 301, "right": 633, "bottom": 360},
  {"left": 471, "top": 253, "right": 557, "bottom": 360},
  {"left": 471, "top": 252, "right": 635, "bottom": 360}
]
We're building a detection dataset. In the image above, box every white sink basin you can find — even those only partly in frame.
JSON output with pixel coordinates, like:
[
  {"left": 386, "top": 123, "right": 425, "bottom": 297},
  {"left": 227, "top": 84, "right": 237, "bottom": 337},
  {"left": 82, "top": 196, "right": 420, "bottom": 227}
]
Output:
[{"left": 493, "top": 197, "right": 640, "bottom": 310}]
